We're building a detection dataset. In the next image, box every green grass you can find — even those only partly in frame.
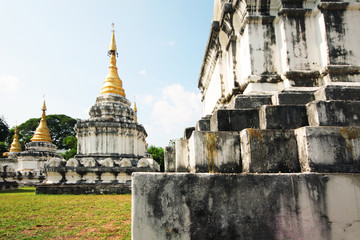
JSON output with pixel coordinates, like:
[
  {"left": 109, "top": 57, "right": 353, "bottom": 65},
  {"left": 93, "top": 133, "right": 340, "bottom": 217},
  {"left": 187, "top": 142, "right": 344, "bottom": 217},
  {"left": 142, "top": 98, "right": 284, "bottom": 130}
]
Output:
[{"left": 0, "top": 188, "right": 131, "bottom": 239}]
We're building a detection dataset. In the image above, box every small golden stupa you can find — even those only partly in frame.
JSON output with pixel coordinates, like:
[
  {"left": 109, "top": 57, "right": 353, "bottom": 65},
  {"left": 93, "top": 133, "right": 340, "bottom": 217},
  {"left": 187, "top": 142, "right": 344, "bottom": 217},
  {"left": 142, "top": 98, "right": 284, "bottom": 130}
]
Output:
[
  {"left": 134, "top": 97, "right": 138, "bottom": 123},
  {"left": 9, "top": 125, "right": 22, "bottom": 152},
  {"left": 100, "top": 24, "right": 126, "bottom": 97},
  {"left": 30, "top": 100, "right": 52, "bottom": 143}
]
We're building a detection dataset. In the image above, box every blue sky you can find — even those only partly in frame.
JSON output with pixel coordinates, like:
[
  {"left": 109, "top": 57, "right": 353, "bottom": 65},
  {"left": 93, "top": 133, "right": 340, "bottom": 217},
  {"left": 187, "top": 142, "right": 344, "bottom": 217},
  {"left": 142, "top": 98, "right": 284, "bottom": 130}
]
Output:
[{"left": 0, "top": 0, "right": 214, "bottom": 147}]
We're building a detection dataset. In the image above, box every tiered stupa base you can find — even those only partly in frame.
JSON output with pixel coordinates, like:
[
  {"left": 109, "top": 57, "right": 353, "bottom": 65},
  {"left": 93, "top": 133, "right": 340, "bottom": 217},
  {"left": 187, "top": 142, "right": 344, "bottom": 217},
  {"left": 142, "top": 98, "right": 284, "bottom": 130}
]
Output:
[{"left": 15, "top": 141, "right": 62, "bottom": 186}]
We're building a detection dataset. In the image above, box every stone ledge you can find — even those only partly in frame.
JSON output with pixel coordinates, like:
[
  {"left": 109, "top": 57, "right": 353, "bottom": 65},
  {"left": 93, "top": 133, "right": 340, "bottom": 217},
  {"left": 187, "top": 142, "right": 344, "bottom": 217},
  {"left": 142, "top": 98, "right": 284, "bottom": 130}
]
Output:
[
  {"left": 36, "top": 183, "right": 131, "bottom": 195},
  {"left": 132, "top": 172, "right": 360, "bottom": 240},
  {"left": 307, "top": 100, "right": 360, "bottom": 127},
  {"left": 210, "top": 109, "right": 259, "bottom": 131}
]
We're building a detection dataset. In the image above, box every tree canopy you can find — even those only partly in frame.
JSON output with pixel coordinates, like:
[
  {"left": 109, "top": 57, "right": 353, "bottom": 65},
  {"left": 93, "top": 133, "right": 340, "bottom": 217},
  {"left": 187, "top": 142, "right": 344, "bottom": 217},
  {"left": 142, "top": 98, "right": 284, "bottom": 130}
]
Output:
[
  {"left": 0, "top": 116, "right": 9, "bottom": 142},
  {"left": 148, "top": 145, "right": 164, "bottom": 172}
]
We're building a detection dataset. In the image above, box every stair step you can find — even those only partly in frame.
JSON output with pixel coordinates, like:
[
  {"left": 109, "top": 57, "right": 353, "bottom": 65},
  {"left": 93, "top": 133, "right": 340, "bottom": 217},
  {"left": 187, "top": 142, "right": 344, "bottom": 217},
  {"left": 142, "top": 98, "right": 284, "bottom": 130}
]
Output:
[
  {"left": 240, "top": 128, "right": 300, "bottom": 173},
  {"left": 210, "top": 109, "right": 259, "bottom": 131},
  {"left": 259, "top": 105, "right": 308, "bottom": 129},
  {"left": 228, "top": 95, "right": 272, "bottom": 109},
  {"left": 307, "top": 100, "right": 360, "bottom": 127}
]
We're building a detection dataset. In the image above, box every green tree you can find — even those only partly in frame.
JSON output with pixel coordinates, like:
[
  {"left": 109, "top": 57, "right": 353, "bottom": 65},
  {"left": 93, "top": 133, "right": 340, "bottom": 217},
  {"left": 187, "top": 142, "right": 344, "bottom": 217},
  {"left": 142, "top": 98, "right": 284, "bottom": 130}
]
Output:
[
  {"left": 61, "top": 136, "right": 77, "bottom": 160},
  {"left": 0, "top": 142, "right": 8, "bottom": 158},
  {"left": 0, "top": 117, "right": 10, "bottom": 157},
  {"left": 0, "top": 116, "right": 9, "bottom": 142},
  {"left": 148, "top": 145, "right": 164, "bottom": 172}
]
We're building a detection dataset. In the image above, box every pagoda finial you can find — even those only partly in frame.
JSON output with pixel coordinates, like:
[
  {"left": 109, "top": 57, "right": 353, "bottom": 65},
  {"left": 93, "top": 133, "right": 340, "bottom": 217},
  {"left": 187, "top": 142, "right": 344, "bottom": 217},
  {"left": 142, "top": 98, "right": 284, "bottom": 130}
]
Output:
[
  {"left": 9, "top": 125, "right": 22, "bottom": 152},
  {"left": 134, "top": 97, "right": 138, "bottom": 123},
  {"left": 100, "top": 24, "right": 126, "bottom": 96},
  {"left": 30, "top": 99, "right": 52, "bottom": 143}
]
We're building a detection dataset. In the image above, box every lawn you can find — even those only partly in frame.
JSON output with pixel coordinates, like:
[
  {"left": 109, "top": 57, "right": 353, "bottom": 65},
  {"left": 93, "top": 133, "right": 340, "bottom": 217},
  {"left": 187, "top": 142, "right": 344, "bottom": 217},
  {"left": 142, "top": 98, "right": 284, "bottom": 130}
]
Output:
[{"left": 0, "top": 188, "right": 131, "bottom": 239}]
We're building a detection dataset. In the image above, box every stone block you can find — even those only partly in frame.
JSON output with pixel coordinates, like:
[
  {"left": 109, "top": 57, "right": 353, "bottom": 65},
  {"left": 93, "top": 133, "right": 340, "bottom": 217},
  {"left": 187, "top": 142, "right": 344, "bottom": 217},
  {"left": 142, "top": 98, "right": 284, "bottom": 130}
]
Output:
[
  {"left": 164, "top": 146, "right": 175, "bottom": 172},
  {"left": 100, "top": 172, "right": 115, "bottom": 183},
  {"left": 315, "top": 84, "right": 360, "bottom": 101},
  {"left": 65, "top": 171, "right": 81, "bottom": 184},
  {"left": 175, "top": 138, "right": 189, "bottom": 172},
  {"left": 272, "top": 90, "right": 315, "bottom": 105},
  {"left": 210, "top": 109, "right": 259, "bottom": 131},
  {"left": 188, "top": 131, "right": 241, "bottom": 173},
  {"left": 184, "top": 127, "right": 195, "bottom": 139},
  {"left": 259, "top": 105, "right": 308, "bottom": 129},
  {"left": 295, "top": 126, "right": 360, "bottom": 173},
  {"left": 196, "top": 116, "right": 211, "bottom": 131},
  {"left": 132, "top": 173, "right": 360, "bottom": 240},
  {"left": 240, "top": 129, "right": 300, "bottom": 173},
  {"left": 228, "top": 94, "right": 272, "bottom": 109},
  {"left": 117, "top": 172, "right": 131, "bottom": 183},
  {"left": 0, "top": 181, "right": 18, "bottom": 191},
  {"left": 307, "top": 100, "right": 360, "bottom": 127}
]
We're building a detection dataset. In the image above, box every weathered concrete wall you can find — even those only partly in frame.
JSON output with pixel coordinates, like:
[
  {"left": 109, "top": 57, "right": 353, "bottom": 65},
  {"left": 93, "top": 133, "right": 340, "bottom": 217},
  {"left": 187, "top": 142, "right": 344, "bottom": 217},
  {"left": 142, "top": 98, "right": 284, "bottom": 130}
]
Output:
[{"left": 132, "top": 172, "right": 360, "bottom": 240}]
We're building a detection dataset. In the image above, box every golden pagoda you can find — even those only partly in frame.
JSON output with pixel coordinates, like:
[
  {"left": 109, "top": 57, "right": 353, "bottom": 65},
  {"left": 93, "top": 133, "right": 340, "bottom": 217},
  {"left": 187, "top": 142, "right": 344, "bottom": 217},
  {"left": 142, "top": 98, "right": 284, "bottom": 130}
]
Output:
[
  {"left": 100, "top": 24, "right": 126, "bottom": 97},
  {"left": 30, "top": 100, "right": 52, "bottom": 143},
  {"left": 9, "top": 125, "right": 22, "bottom": 152}
]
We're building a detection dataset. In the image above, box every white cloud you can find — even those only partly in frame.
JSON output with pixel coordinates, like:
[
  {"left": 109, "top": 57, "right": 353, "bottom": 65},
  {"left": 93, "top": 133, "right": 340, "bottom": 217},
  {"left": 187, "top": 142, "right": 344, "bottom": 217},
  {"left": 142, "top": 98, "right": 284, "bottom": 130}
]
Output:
[
  {"left": 140, "top": 95, "right": 154, "bottom": 106},
  {"left": 143, "top": 84, "right": 202, "bottom": 146},
  {"left": 0, "top": 75, "right": 20, "bottom": 93},
  {"left": 169, "top": 41, "right": 176, "bottom": 47},
  {"left": 139, "top": 69, "right": 147, "bottom": 76}
]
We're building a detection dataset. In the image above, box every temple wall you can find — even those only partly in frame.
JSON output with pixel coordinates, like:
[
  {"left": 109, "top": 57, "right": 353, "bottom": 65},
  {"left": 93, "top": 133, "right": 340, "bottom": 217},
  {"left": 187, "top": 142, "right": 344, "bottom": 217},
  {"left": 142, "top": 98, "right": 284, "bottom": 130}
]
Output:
[
  {"left": 198, "top": 0, "right": 360, "bottom": 114},
  {"left": 135, "top": 0, "right": 360, "bottom": 238},
  {"left": 203, "top": 62, "right": 222, "bottom": 115}
]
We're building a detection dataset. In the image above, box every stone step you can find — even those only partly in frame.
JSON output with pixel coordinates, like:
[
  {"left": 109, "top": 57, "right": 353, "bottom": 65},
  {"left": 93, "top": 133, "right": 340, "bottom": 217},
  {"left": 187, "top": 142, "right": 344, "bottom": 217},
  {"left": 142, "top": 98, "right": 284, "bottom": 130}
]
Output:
[
  {"left": 210, "top": 109, "right": 259, "bottom": 131},
  {"left": 295, "top": 126, "right": 360, "bottom": 173},
  {"left": 175, "top": 138, "right": 190, "bottom": 172},
  {"left": 228, "top": 94, "right": 272, "bottom": 109},
  {"left": 196, "top": 115, "right": 211, "bottom": 131},
  {"left": 307, "top": 100, "right": 360, "bottom": 127},
  {"left": 240, "top": 128, "right": 300, "bottom": 173},
  {"left": 272, "top": 90, "right": 316, "bottom": 105},
  {"left": 184, "top": 127, "right": 195, "bottom": 139},
  {"left": 315, "top": 84, "right": 360, "bottom": 101},
  {"left": 164, "top": 146, "right": 175, "bottom": 172},
  {"left": 188, "top": 131, "right": 241, "bottom": 173},
  {"left": 259, "top": 105, "right": 309, "bottom": 129}
]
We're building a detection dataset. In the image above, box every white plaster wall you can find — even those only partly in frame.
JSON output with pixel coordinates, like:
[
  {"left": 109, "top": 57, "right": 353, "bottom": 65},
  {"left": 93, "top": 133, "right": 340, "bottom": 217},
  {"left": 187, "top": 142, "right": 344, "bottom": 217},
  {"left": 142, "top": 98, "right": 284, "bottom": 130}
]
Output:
[
  {"left": 274, "top": 18, "right": 289, "bottom": 74},
  {"left": 343, "top": 9, "right": 360, "bottom": 66},
  {"left": 236, "top": 26, "right": 252, "bottom": 86},
  {"left": 78, "top": 128, "right": 146, "bottom": 157},
  {"left": 203, "top": 62, "right": 222, "bottom": 115},
  {"left": 224, "top": 45, "right": 235, "bottom": 96},
  {"left": 315, "top": 12, "right": 329, "bottom": 69}
]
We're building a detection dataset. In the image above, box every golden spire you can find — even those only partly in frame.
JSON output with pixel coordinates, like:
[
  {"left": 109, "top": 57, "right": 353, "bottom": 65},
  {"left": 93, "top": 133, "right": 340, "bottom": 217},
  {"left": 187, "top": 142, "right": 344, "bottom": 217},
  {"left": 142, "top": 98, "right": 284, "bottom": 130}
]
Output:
[
  {"left": 30, "top": 100, "right": 52, "bottom": 143},
  {"left": 100, "top": 23, "right": 126, "bottom": 97},
  {"left": 134, "top": 97, "right": 138, "bottom": 123},
  {"left": 9, "top": 125, "right": 21, "bottom": 152}
]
